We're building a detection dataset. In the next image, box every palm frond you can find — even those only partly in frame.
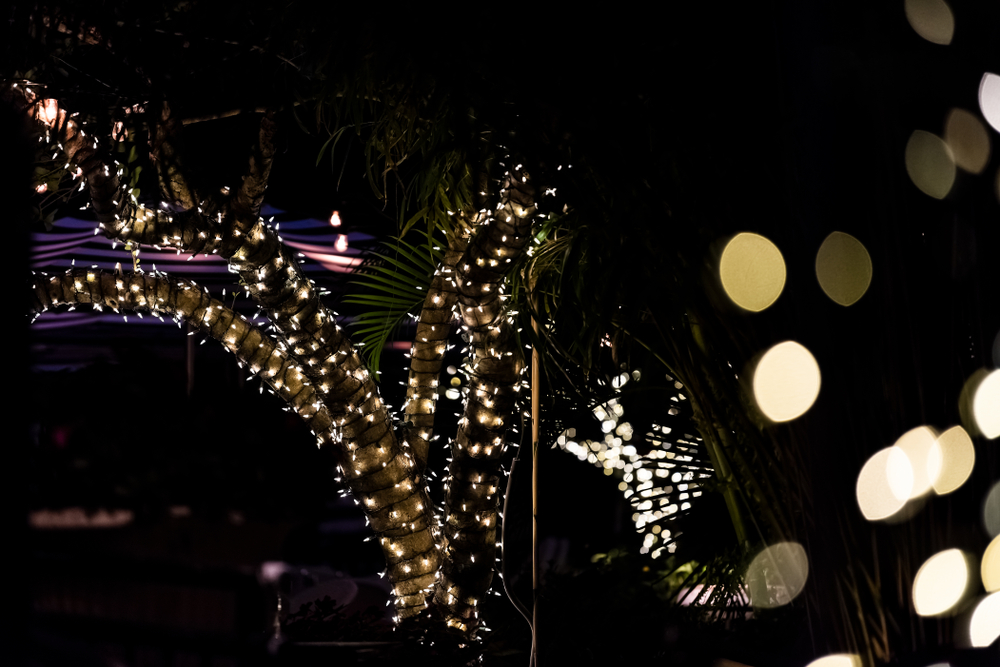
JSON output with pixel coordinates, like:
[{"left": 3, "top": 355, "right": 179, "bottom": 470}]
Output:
[{"left": 343, "top": 229, "right": 445, "bottom": 373}]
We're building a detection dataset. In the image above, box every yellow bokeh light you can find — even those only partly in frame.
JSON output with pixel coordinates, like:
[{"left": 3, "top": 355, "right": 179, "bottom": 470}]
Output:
[
  {"left": 815, "top": 232, "right": 872, "bottom": 306},
  {"left": 969, "top": 592, "right": 1000, "bottom": 647},
  {"left": 744, "top": 541, "right": 809, "bottom": 609},
  {"left": 944, "top": 108, "right": 991, "bottom": 174},
  {"left": 973, "top": 369, "right": 1000, "bottom": 439},
  {"left": 719, "top": 233, "right": 786, "bottom": 312},
  {"left": 894, "top": 426, "right": 940, "bottom": 499},
  {"left": 804, "top": 654, "right": 861, "bottom": 667},
  {"left": 752, "top": 341, "right": 821, "bottom": 422},
  {"left": 983, "top": 536, "right": 1000, "bottom": 593},
  {"left": 932, "top": 425, "right": 975, "bottom": 495},
  {"left": 857, "top": 447, "right": 911, "bottom": 521},
  {"left": 912, "top": 549, "right": 969, "bottom": 616},
  {"left": 904, "top": 0, "right": 954, "bottom": 45},
  {"left": 980, "top": 73, "right": 1000, "bottom": 133},
  {"left": 905, "top": 130, "right": 955, "bottom": 199}
]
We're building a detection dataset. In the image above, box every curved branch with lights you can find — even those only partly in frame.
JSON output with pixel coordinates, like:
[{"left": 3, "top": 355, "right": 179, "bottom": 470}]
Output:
[
  {"left": 30, "top": 269, "right": 336, "bottom": 442},
  {"left": 401, "top": 232, "right": 469, "bottom": 472}
]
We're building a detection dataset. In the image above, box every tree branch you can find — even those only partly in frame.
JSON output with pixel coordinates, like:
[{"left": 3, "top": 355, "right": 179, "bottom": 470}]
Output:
[
  {"left": 401, "top": 232, "right": 469, "bottom": 472},
  {"left": 231, "top": 110, "right": 277, "bottom": 222},
  {"left": 152, "top": 100, "right": 199, "bottom": 210},
  {"left": 30, "top": 269, "right": 336, "bottom": 442},
  {"left": 433, "top": 171, "right": 536, "bottom": 635}
]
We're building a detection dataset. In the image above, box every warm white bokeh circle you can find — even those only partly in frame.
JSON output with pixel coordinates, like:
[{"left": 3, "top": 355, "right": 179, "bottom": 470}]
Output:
[
  {"left": 894, "top": 426, "right": 940, "bottom": 498},
  {"left": 905, "top": 130, "right": 955, "bottom": 199},
  {"left": 752, "top": 341, "right": 821, "bottom": 422},
  {"left": 857, "top": 447, "right": 912, "bottom": 521},
  {"left": 815, "top": 232, "right": 872, "bottom": 306},
  {"left": 932, "top": 425, "right": 975, "bottom": 495},
  {"left": 744, "top": 541, "right": 810, "bottom": 609},
  {"left": 719, "top": 233, "right": 786, "bottom": 312},
  {"left": 973, "top": 369, "right": 1000, "bottom": 439},
  {"left": 969, "top": 592, "right": 1000, "bottom": 647},
  {"left": 904, "top": 0, "right": 954, "bottom": 45},
  {"left": 804, "top": 655, "right": 861, "bottom": 667},
  {"left": 944, "top": 108, "right": 991, "bottom": 174},
  {"left": 983, "top": 535, "right": 1000, "bottom": 593},
  {"left": 912, "top": 549, "right": 969, "bottom": 616}
]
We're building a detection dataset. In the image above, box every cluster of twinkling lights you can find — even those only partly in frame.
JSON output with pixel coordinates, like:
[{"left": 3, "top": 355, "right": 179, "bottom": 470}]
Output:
[{"left": 554, "top": 374, "right": 711, "bottom": 558}]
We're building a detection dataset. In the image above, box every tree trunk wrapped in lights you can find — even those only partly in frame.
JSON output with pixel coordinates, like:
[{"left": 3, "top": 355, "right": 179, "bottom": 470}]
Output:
[
  {"left": 433, "top": 175, "right": 535, "bottom": 633},
  {"left": 17, "top": 79, "right": 538, "bottom": 634}
]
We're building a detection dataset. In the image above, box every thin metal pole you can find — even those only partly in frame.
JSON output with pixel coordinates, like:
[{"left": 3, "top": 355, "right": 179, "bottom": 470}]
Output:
[{"left": 530, "top": 302, "right": 540, "bottom": 667}]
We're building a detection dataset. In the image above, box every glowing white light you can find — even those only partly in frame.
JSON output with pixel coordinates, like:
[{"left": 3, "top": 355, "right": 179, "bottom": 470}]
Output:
[
  {"left": 857, "top": 447, "right": 911, "bottom": 521},
  {"left": 980, "top": 73, "right": 1000, "bottom": 133},
  {"left": 335, "top": 234, "right": 348, "bottom": 253},
  {"left": 752, "top": 341, "right": 821, "bottom": 422},
  {"left": 969, "top": 592, "right": 1000, "bottom": 647},
  {"left": 912, "top": 549, "right": 969, "bottom": 616},
  {"left": 973, "top": 369, "right": 1000, "bottom": 439},
  {"left": 932, "top": 425, "right": 975, "bottom": 495},
  {"left": 894, "top": 426, "right": 940, "bottom": 498},
  {"left": 804, "top": 655, "right": 861, "bottom": 667},
  {"left": 329, "top": 210, "right": 342, "bottom": 226}
]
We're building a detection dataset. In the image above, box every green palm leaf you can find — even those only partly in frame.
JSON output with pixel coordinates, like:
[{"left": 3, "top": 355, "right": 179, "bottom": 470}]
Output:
[{"left": 344, "top": 229, "right": 445, "bottom": 373}]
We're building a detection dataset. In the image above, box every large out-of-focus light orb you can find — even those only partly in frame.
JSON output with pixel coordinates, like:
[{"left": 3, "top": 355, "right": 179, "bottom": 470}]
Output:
[
  {"left": 906, "top": 130, "right": 956, "bottom": 199},
  {"left": 983, "top": 536, "right": 1000, "bottom": 593},
  {"left": 744, "top": 541, "right": 809, "bottom": 609},
  {"left": 815, "top": 232, "right": 872, "bottom": 306},
  {"left": 857, "top": 447, "right": 912, "bottom": 521},
  {"left": 804, "top": 654, "right": 861, "bottom": 667},
  {"left": 973, "top": 369, "right": 1000, "bottom": 439},
  {"left": 752, "top": 341, "right": 821, "bottom": 422},
  {"left": 969, "top": 592, "right": 1000, "bottom": 647},
  {"left": 894, "top": 426, "right": 941, "bottom": 498},
  {"left": 980, "top": 73, "right": 1000, "bottom": 133},
  {"left": 913, "top": 549, "right": 969, "bottom": 616},
  {"left": 719, "top": 233, "right": 786, "bottom": 312},
  {"left": 932, "top": 426, "right": 975, "bottom": 495},
  {"left": 985, "top": 482, "right": 1000, "bottom": 538},
  {"left": 944, "top": 109, "right": 991, "bottom": 174},
  {"left": 904, "top": 0, "right": 955, "bottom": 45}
]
